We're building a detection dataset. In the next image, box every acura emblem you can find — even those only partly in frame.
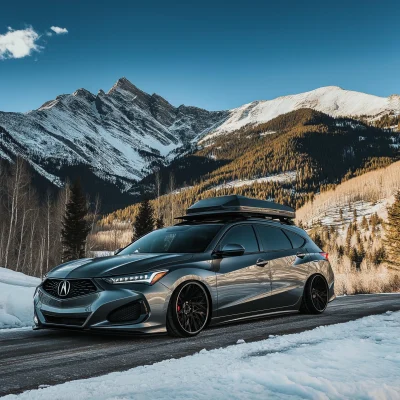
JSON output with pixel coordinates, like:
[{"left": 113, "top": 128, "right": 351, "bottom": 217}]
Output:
[{"left": 58, "top": 280, "right": 71, "bottom": 297}]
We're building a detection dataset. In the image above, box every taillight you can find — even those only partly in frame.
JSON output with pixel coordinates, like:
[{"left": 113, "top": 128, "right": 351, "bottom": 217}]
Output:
[{"left": 320, "top": 252, "right": 329, "bottom": 260}]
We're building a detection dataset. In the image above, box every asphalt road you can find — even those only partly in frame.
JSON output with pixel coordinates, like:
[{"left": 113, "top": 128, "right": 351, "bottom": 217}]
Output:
[{"left": 1, "top": 293, "right": 399, "bottom": 397}]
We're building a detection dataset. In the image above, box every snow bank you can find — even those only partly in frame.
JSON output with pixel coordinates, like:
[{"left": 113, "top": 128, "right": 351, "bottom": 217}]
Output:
[
  {"left": 0, "top": 268, "right": 40, "bottom": 329},
  {"left": 6, "top": 311, "right": 400, "bottom": 399}
]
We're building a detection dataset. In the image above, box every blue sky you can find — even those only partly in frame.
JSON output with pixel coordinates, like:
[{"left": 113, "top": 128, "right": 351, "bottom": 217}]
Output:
[{"left": 0, "top": 0, "right": 399, "bottom": 112}]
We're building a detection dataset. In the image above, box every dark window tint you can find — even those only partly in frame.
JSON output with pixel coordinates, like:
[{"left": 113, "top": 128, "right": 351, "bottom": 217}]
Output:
[
  {"left": 284, "top": 230, "right": 306, "bottom": 248},
  {"left": 255, "top": 225, "right": 292, "bottom": 251},
  {"left": 119, "top": 224, "right": 222, "bottom": 254},
  {"left": 220, "top": 225, "right": 259, "bottom": 253}
]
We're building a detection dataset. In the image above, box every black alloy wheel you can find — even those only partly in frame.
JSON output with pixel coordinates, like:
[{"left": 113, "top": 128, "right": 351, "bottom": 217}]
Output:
[
  {"left": 300, "top": 274, "right": 329, "bottom": 314},
  {"left": 167, "top": 281, "right": 210, "bottom": 337}
]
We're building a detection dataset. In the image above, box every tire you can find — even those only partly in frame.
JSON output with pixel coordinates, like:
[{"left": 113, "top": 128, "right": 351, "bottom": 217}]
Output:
[
  {"left": 166, "top": 281, "right": 210, "bottom": 338},
  {"left": 300, "top": 274, "right": 329, "bottom": 314}
]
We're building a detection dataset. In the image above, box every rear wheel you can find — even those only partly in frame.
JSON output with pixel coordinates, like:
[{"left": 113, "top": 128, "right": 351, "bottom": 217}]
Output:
[
  {"left": 300, "top": 274, "right": 329, "bottom": 314},
  {"left": 166, "top": 281, "right": 210, "bottom": 337}
]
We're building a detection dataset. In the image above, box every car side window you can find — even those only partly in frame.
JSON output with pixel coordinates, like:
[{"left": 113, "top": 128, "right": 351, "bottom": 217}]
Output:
[
  {"left": 283, "top": 229, "right": 306, "bottom": 248},
  {"left": 219, "top": 225, "right": 259, "bottom": 253},
  {"left": 254, "top": 225, "right": 292, "bottom": 251}
]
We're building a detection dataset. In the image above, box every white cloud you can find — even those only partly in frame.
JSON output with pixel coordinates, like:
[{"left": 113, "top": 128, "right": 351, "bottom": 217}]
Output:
[
  {"left": 0, "top": 27, "right": 40, "bottom": 59},
  {"left": 50, "top": 26, "right": 68, "bottom": 35}
]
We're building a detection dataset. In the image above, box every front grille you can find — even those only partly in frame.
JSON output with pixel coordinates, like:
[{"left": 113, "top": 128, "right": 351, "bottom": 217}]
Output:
[
  {"left": 107, "top": 301, "right": 145, "bottom": 323},
  {"left": 43, "top": 312, "right": 88, "bottom": 326},
  {"left": 42, "top": 278, "right": 98, "bottom": 299}
]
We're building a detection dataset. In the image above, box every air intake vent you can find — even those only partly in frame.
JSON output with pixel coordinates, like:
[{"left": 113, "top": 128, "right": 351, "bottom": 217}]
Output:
[
  {"left": 107, "top": 301, "right": 145, "bottom": 323},
  {"left": 43, "top": 312, "right": 89, "bottom": 326},
  {"left": 42, "top": 279, "right": 98, "bottom": 299}
]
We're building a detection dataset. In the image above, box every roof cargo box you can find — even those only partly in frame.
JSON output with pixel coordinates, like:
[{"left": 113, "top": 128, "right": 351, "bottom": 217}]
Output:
[{"left": 177, "top": 195, "right": 295, "bottom": 220}]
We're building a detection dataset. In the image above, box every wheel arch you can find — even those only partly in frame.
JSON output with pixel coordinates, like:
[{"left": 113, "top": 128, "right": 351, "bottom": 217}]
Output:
[{"left": 161, "top": 270, "right": 216, "bottom": 321}]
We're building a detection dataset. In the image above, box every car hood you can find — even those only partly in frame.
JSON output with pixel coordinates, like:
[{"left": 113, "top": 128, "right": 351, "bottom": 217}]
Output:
[{"left": 47, "top": 253, "right": 193, "bottom": 279}]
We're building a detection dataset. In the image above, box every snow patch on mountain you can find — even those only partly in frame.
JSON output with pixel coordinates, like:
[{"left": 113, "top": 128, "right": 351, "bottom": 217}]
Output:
[{"left": 211, "top": 171, "right": 297, "bottom": 191}]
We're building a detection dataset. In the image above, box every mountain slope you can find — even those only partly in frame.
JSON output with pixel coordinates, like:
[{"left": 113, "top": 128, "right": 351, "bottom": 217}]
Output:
[
  {"left": 0, "top": 77, "right": 228, "bottom": 189},
  {"left": 201, "top": 86, "right": 400, "bottom": 142},
  {"left": 102, "top": 108, "right": 399, "bottom": 225},
  {"left": 0, "top": 81, "right": 399, "bottom": 209},
  {"left": 296, "top": 160, "right": 400, "bottom": 229}
]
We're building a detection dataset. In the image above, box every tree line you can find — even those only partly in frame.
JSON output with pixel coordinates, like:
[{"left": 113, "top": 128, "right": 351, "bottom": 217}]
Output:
[{"left": 0, "top": 158, "right": 98, "bottom": 277}]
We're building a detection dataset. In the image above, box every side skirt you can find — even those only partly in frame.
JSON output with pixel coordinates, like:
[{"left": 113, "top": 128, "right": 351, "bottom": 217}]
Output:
[{"left": 209, "top": 304, "right": 301, "bottom": 327}]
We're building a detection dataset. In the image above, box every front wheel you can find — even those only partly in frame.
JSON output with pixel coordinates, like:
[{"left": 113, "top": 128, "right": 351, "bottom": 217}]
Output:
[
  {"left": 166, "top": 281, "right": 210, "bottom": 337},
  {"left": 300, "top": 275, "right": 329, "bottom": 314}
]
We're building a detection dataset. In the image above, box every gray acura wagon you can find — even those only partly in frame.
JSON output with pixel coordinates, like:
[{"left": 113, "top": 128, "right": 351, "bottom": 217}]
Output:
[{"left": 33, "top": 195, "right": 335, "bottom": 337}]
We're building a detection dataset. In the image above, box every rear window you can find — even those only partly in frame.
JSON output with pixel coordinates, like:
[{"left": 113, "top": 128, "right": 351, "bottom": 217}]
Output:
[
  {"left": 284, "top": 229, "right": 306, "bottom": 248},
  {"left": 254, "top": 225, "right": 292, "bottom": 251}
]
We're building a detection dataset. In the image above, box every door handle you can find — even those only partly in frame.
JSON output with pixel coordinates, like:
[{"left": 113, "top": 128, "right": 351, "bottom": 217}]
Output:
[
  {"left": 296, "top": 252, "right": 306, "bottom": 259},
  {"left": 256, "top": 258, "right": 269, "bottom": 267}
]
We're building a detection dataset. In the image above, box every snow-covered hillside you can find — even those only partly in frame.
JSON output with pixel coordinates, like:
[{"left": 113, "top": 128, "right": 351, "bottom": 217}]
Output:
[
  {"left": 7, "top": 311, "right": 400, "bottom": 399},
  {"left": 0, "top": 268, "right": 40, "bottom": 329},
  {"left": 201, "top": 86, "right": 400, "bottom": 141},
  {"left": 296, "top": 160, "right": 400, "bottom": 230},
  {"left": 0, "top": 77, "right": 227, "bottom": 185}
]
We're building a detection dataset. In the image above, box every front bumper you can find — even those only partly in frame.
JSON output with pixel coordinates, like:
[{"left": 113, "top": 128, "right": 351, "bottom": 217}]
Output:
[{"left": 34, "top": 279, "right": 172, "bottom": 334}]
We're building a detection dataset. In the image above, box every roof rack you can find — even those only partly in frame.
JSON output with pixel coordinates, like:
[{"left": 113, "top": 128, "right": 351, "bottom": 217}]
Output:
[{"left": 176, "top": 195, "right": 295, "bottom": 222}]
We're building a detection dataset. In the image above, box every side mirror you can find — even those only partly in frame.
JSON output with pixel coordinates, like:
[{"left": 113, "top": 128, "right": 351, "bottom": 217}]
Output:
[
  {"left": 215, "top": 243, "right": 245, "bottom": 257},
  {"left": 114, "top": 248, "right": 123, "bottom": 255}
]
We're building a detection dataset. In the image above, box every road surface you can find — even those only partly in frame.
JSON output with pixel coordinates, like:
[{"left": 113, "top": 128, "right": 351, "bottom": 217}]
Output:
[{"left": 1, "top": 294, "right": 399, "bottom": 397}]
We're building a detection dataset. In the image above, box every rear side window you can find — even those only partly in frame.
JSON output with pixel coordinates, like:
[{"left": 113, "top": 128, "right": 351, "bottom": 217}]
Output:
[
  {"left": 284, "top": 229, "right": 306, "bottom": 248},
  {"left": 219, "top": 225, "right": 259, "bottom": 253},
  {"left": 254, "top": 225, "right": 292, "bottom": 251}
]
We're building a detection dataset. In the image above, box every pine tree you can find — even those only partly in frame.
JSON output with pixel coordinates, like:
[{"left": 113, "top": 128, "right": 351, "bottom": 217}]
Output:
[
  {"left": 357, "top": 241, "right": 366, "bottom": 268},
  {"left": 372, "top": 246, "right": 386, "bottom": 265},
  {"left": 361, "top": 215, "right": 368, "bottom": 230},
  {"left": 156, "top": 216, "right": 164, "bottom": 229},
  {"left": 345, "top": 225, "right": 353, "bottom": 254},
  {"left": 349, "top": 247, "right": 359, "bottom": 269},
  {"left": 61, "top": 180, "right": 90, "bottom": 262},
  {"left": 337, "top": 244, "right": 344, "bottom": 259},
  {"left": 132, "top": 196, "right": 155, "bottom": 241},
  {"left": 311, "top": 231, "right": 324, "bottom": 249},
  {"left": 383, "top": 190, "right": 400, "bottom": 268}
]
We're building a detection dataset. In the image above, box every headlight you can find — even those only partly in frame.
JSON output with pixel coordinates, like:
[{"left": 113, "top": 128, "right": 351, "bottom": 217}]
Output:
[
  {"left": 103, "top": 270, "right": 168, "bottom": 285},
  {"left": 42, "top": 273, "right": 48, "bottom": 281}
]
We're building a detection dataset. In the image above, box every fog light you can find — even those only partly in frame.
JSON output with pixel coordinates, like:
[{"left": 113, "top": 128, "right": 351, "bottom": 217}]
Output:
[{"left": 33, "top": 315, "right": 39, "bottom": 325}]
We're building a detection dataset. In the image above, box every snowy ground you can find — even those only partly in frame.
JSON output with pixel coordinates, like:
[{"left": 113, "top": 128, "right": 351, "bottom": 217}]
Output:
[
  {"left": 0, "top": 268, "right": 40, "bottom": 329},
  {"left": 4, "top": 311, "right": 400, "bottom": 400},
  {"left": 305, "top": 198, "right": 391, "bottom": 229}
]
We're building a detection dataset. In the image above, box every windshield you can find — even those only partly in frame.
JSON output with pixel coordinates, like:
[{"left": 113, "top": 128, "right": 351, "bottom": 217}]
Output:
[{"left": 119, "top": 224, "right": 222, "bottom": 254}]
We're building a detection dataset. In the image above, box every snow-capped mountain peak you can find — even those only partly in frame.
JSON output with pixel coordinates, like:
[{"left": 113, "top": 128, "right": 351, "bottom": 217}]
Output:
[
  {"left": 200, "top": 86, "right": 400, "bottom": 142},
  {"left": 0, "top": 78, "right": 228, "bottom": 187}
]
